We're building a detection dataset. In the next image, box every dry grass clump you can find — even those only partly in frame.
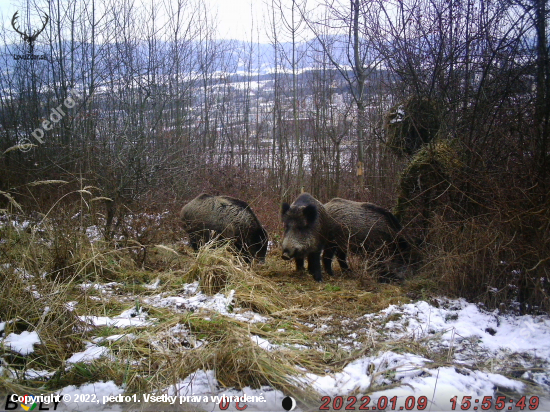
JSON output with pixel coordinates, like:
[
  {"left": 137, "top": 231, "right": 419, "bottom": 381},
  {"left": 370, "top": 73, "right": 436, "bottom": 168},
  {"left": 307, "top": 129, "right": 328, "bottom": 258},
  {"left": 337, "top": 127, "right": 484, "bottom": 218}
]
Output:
[
  {"left": 0, "top": 267, "right": 86, "bottom": 384},
  {"left": 420, "top": 214, "right": 549, "bottom": 312},
  {"left": 181, "top": 317, "right": 321, "bottom": 405},
  {"left": 2, "top": 212, "right": 186, "bottom": 291},
  {"left": 352, "top": 242, "right": 418, "bottom": 288},
  {"left": 185, "top": 241, "right": 286, "bottom": 314},
  {"left": 199, "top": 327, "right": 317, "bottom": 401},
  {"left": 185, "top": 240, "right": 236, "bottom": 293},
  {"left": 1, "top": 213, "right": 134, "bottom": 284},
  {"left": 45, "top": 358, "right": 137, "bottom": 391}
]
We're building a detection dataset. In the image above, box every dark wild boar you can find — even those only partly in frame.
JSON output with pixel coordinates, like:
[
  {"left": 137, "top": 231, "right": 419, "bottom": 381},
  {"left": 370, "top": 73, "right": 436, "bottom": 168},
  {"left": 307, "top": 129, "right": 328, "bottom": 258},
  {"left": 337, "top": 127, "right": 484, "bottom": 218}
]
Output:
[
  {"left": 281, "top": 193, "right": 342, "bottom": 281},
  {"left": 180, "top": 194, "right": 268, "bottom": 262}
]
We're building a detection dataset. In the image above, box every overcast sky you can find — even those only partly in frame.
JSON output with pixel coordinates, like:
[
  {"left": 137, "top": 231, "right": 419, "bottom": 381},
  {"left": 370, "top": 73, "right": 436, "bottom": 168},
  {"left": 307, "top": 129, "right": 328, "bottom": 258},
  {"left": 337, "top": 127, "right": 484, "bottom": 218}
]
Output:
[
  {"left": 208, "top": 0, "right": 268, "bottom": 41},
  {"left": 0, "top": 0, "right": 319, "bottom": 44}
]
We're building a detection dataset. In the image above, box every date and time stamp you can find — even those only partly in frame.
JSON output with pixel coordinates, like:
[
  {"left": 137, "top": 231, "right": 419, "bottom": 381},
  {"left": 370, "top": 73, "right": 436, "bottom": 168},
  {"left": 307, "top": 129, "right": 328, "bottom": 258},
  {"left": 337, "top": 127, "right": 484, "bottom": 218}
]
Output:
[
  {"left": 3, "top": 393, "right": 543, "bottom": 411},
  {"left": 316, "top": 395, "right": 541, "bottom": 411}
]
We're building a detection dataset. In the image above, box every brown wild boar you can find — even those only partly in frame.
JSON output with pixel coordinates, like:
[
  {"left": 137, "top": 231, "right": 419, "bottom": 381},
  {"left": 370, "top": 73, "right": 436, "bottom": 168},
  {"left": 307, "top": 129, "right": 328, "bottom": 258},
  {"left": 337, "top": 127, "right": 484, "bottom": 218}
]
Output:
[
  {"left": 180, "top": 194, "right": 268, "bottom": 262},
  {"left": 323, "top": 198, "right": 409, "bottom": 278}
]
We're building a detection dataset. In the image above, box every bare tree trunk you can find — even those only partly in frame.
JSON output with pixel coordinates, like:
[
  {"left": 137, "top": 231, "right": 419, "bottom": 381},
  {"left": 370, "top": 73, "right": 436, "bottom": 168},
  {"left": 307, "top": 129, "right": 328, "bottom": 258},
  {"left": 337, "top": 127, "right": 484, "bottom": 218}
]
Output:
[{"left": 535, "top": 0, "right": 550, "bottom": 178}]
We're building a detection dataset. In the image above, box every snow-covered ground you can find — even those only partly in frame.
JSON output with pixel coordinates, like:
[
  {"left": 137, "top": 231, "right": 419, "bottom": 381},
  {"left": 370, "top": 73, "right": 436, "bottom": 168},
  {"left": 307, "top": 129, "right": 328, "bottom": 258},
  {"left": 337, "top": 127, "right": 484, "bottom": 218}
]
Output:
[
  {"left": 147, "top": 295, "right": 550, "bottom": 411},
  {"left": 2, "top": 279, "right": 549, "bottom": 411}
]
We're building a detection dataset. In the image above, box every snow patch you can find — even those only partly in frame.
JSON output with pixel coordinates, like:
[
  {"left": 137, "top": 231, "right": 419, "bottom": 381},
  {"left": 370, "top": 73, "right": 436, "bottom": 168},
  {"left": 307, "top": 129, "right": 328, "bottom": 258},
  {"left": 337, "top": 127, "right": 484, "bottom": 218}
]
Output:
[
  {"left": 85, "top": 225, "right": 102, "bottom": 242},
  {"left": 1, "top": 331, "right": 41, "bottom": 355},
  {"left": 144, "top": 278, "right": 161, "bottom": 289},
  {"left": 66, "top": 344, "right": 109, "bottom": 364},
  {"left": 365, "top": 299, "right": 550, "bottom": 362},
  {"left": 145, "top": 283, "right": 269, "bottom": 324},
  {"left": 79, "top": 307, "right": 153, "bottom": 329},
  {"left": 251, "top": 335, "right": 276, "bottom": 351},
  {"left": 24, "top": 368, "right": 56, "bottom": 380}
]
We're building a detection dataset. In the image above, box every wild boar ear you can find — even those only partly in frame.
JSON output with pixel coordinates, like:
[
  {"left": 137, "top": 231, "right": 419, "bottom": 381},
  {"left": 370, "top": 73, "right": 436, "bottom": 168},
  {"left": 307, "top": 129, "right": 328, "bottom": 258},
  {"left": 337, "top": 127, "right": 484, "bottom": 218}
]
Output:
[
  {"left": 281, "top": 203, "right": 290, "bottom": 217},
  {"left": 303, "top": 204, "right": 317, "bottom": 224}
]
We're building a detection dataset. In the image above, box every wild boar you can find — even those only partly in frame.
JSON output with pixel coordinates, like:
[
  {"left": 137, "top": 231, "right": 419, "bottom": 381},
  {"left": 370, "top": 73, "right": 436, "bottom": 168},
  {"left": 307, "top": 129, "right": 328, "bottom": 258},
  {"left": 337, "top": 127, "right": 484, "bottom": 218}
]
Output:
[
  {"left": 281, "top": 193, "right": 342, "bottom": 281},
  {"left": 323, "top": 198, "right": 409, "bottom": 277},
  {"left": 180, "top": 193, "right": 268, "bottom": 262}
]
